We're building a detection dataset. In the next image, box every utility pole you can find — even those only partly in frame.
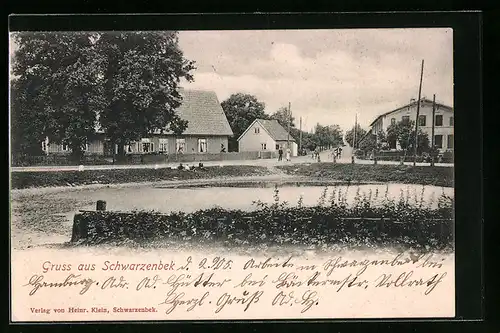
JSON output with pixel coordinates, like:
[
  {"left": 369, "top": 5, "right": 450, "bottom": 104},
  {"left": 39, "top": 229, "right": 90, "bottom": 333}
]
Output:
[
  {"left": 299, "top": 116, "right": 303, "bottom": 153},
  {"left": 413, "top": 59, "right": 424, "bottom": 166},
  {"left": 353, "top": 114, "right": 357, "bottom": 148},
  {"left": 431, "top": 94, "right": 436, "bottom": 166}
]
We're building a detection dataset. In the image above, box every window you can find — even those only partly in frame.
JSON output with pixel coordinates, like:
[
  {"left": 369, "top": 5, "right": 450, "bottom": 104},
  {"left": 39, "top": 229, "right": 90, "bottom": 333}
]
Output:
[
  {"left": 62, "top": 141, "right": 69, "bottom": 151},
  {"left": 198, "top": 138, "right": 207, "bottom": 153},
  {"left": 418, "top": 115, "right": 426, "bottom": 126},
  {"left": 275, "top": 144, "right": 280, "bottom": 150},
  {"left": 402, "top": 116, "right": 410, "bottom": 124},
  {"left": 449, "top": 117, "right": 454, "bottom": 126},
  {"left": 159, "top": 138, "right": 168, "bottom": 153},
  {"left": 142, "top": 142, "right": 154, "bottom": 153},
  {"left": 391, "top": 118, "right": 396, "bottom": 125},
  {"left": 254, "top": 127, "right": 260, "bottom": 134},
  {"left": 389, "top": 138, "right": 397, "bottom": 149},
  {"left": 434, "top": 135, "right": 443, "bottom": 149},
  {"left": 41, "top": 139, "right": 48, "bottom": 152},
  {"left": 176, "top": 138, "right": 186, "bottom": 153},
  {"left": 435, "top": 115, "right": 443, "bottom": 126},
  {"left": 447, "top": 135, "right": 454, "bottom": 149},
  {"left": 261, "top": 143, "right": 267, "bottom": 150}
]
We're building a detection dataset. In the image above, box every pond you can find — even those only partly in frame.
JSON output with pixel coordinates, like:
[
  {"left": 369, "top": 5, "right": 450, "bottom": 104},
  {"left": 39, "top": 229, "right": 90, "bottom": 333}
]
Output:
[{"left": 70, "top": 182, "right": 454, "bottom": 214}]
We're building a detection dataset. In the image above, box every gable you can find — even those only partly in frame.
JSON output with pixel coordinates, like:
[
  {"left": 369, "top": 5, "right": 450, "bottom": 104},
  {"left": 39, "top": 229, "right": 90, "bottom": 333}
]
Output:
[
  {"left": 237, "top": 118, "right": 296, "bottom": 142},
  {"left": 163, "top": 89, "right": 234, "bottom": 136}
]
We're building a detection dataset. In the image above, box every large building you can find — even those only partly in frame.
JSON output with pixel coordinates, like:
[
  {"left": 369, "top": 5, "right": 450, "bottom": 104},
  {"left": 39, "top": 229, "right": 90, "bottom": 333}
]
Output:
[
  {"left": 41, "top": 89, "right": 234, "bottom": 155},
  {"left": 237, "top": 118, "right": 298, "bottom": 156},
  {"left": 366, "top": 98, "right": 454, "bottom": 152}
]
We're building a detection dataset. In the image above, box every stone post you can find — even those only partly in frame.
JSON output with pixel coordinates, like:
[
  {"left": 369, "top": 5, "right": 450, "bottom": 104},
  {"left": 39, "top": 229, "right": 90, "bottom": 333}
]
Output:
[{"left": 96, "top": 200, "right": 107, "bottom": 211}]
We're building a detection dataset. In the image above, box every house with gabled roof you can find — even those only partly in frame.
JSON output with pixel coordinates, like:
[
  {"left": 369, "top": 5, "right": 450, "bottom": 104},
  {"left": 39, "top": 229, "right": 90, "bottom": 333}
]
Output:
[
  {"left": 237, "top": 118, "right": 298, "bottom": 156},
  {"left": 41, "top": 89, "right": 234, "bottom": 155},
  {"left": 362, "top": 98, "right": 454, "bottom": 152}
]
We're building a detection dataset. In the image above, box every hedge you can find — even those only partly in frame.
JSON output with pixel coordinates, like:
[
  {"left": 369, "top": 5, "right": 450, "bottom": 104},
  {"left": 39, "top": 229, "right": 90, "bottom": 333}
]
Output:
[
  {"left": 71, "top": 189, "right": 454, "bottom": 250},
  {"left": 10, "top": 165, "right": 271, "bottom": 189}
]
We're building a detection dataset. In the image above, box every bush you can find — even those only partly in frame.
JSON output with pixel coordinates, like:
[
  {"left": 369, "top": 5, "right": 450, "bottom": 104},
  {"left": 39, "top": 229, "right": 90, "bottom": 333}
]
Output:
[
  {"left": 277, "top": 164, "right": 454, "bottom": 187},
  {"left": 10, "top": 165, "right": 271, "bottom": 189},
  {"left": 72, "top": 185, "right": 454, "bottom": 251}
]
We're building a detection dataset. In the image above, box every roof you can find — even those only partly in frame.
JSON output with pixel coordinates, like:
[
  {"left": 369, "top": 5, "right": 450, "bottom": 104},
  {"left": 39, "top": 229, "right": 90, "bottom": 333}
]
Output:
[
  {"left": 94, "top": 89, "right": 233, "bottom": 136},
  {"left": 369, "top": 98, "right": 453, "bottom": 127},
  {"left": 165, "top": 89, "right": 233, "bottom": 136},
  {"left": 237, "top": 118, "right": 296, "bottom": 142}
]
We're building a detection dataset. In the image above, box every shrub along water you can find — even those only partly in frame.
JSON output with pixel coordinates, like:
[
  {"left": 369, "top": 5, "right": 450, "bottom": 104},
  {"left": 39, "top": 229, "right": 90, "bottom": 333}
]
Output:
[
  {"left": 11, "top": 165, "right": 271, "bottom": 189},
  {"left": 277, "top": 163, "right": 454, "bottom": 187},
  {"left": 72, "top": 184, "right": 454, "bottom": 250}
]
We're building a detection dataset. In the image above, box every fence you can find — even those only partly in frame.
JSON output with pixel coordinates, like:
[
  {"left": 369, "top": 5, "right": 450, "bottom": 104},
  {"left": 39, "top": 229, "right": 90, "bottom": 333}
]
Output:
[
  {"left": 12, "top": 151, "right": 278, "bottom": 167},
  {"left": 356, "top": 150, "right": 454, "bottom": 163}
]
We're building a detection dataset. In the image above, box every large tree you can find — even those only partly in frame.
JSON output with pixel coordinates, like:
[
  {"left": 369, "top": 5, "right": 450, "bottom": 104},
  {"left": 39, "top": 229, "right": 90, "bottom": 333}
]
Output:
[
  {"left": 11, "top": 32, "right": 104, "bottom": 160},
  {"left": 386, "top": 120, "right": 430, "bottom": 156},
  {"left": 10, "top": 31, "right": 195, "bottom": 161},
  {"left": 220, "top": 93, "right": 268, "bottom": 151},
  {"left": 313, "top": 124, "right": 343, "bottom": 150},
  {"left": 345, "top": 124, "right": 367, "bottom": 148},
  {"left": 95, "top": 32, "right": 195, "bottom": 157},
  {"left": 270, "top": 106, "right": 295, "bottom": 129}
]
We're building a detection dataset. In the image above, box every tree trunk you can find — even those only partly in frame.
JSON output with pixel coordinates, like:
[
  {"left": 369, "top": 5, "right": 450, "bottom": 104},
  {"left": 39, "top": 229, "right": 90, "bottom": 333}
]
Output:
[{"left": 69, "top": 141, "right": 84, "bottom": 164}]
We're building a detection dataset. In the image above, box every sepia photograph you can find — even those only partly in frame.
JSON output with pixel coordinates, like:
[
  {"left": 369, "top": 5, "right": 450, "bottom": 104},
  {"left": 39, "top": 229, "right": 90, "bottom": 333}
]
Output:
[{"left": 10, "top": 26, "right": 456, "bottom": 321}]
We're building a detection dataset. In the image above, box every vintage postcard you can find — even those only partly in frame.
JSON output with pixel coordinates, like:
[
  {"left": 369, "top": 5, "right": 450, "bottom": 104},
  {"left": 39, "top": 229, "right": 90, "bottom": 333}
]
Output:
[{"left": 9, "top": 27, "right": 455, "bottom": 322}]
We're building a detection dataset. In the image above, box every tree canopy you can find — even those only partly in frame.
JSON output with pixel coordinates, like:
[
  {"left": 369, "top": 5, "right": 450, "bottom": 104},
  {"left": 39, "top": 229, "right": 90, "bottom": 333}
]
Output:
[
  {"left": 10, "top": 31, "right": 195, "bottom": 159},
  {"left": 220, "top": 93, "right": 269, "bottom": 151},
  {"left": 345, "top": 124, "right": 367, "bottom": 148},
  {"left": 311, "top": 124, "right": 343, "bottom": 150},
  {"left": 270, "top": 106, "right": 295, "bottom": 129},
  {"left": 386, "top": 119, "right": 429, "bottom": 154}
]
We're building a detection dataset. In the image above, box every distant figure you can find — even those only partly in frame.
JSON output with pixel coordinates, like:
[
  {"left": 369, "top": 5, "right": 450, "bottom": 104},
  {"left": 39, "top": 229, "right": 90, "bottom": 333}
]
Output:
[
  {"left": 331, "top": 148, "right": 337, "bottom": 162},
  {"left": 286, "top": 148, "right": 291, "bottom": 161},
  {"left": 278, "top": 147, "right": 283, "bottom": 161},
  {"left": 314, "top": 147, "right": 320, "bottom": 161},
  {"left": 220, "top": 143, "right": 226, "bottom": 153}
]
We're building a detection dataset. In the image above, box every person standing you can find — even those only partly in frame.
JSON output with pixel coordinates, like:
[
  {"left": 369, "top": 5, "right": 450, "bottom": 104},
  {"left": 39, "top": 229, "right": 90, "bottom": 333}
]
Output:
[
  {"left": 278, "top": 147, "right": 283, "bottom": 161},
  {"left": 286, "top": 147, "right": 291, "bottom": 161}
]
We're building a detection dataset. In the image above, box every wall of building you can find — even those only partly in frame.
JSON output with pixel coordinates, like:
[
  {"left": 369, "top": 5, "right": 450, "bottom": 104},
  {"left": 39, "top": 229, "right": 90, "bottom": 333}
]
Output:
[
  {"left": 238, "top": 121, "right": 276, "bottom": 152},
  {"left": 43, "top": 138, "right": 105, "bottom": 155},
  {"left": 378, "top": 103, "right": 454, "bottom": 152},
  {"left": 43, "top": 135, "right": 229, "bottom": 155},
  {"left": 125, "top": 135, "right": 228, "bottom": 155},
  {"left": 275, "top": 140, "right": 298, "bottom": 156}
]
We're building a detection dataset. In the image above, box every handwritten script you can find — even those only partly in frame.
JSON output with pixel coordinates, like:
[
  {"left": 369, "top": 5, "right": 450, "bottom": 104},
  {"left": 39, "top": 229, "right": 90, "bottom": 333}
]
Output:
[{"left": 16, "top": 252, "right": 453, "bottom": 320}]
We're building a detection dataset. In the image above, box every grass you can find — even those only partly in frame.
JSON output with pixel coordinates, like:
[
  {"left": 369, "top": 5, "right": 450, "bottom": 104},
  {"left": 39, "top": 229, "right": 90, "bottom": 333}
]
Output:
[
  {"left": 277, "top": 163, "right": 454, "bottom": 187},
  {"left": 10, "top": 165, "right": 271, "bottom": 189}
]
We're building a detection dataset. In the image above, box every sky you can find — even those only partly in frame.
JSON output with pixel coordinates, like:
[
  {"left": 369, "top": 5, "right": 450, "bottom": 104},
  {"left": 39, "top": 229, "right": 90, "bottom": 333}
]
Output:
[
  {"left": 177, "top": 28, "right": 453, "bottom": 132},
  {"left": 9, "top": 28, "right": 453, "bottom": 132}
]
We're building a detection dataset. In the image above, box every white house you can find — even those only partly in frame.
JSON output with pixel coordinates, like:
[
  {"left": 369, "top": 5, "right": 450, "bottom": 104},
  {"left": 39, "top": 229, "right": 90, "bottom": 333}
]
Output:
[
  {"left": 365, "top": 98, "right": 454, "bottom": 152},
  {"left": 39, "top": 89, "right": 234, "bottom": 155},
  {"left": 237, "top": 119, "right": 298, "bottom": 156}
]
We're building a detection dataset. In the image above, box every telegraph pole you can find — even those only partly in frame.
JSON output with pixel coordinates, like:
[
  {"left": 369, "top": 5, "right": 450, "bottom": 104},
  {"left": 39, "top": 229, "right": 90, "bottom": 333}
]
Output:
[
  {"left": 431, "top": 94, "right": 436, "bottom": 166},
  {"left": 413, "top": 59, "right": 424, "bottom": 166},
  {"left": 287, "top": 102, "right": 291, "bottom": 150},
  {"left": 353, "top": 114, "right": 357, "bottom": 148},
  {"left": 299, "top": 116, "right": 303, "bottom": 153}
]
